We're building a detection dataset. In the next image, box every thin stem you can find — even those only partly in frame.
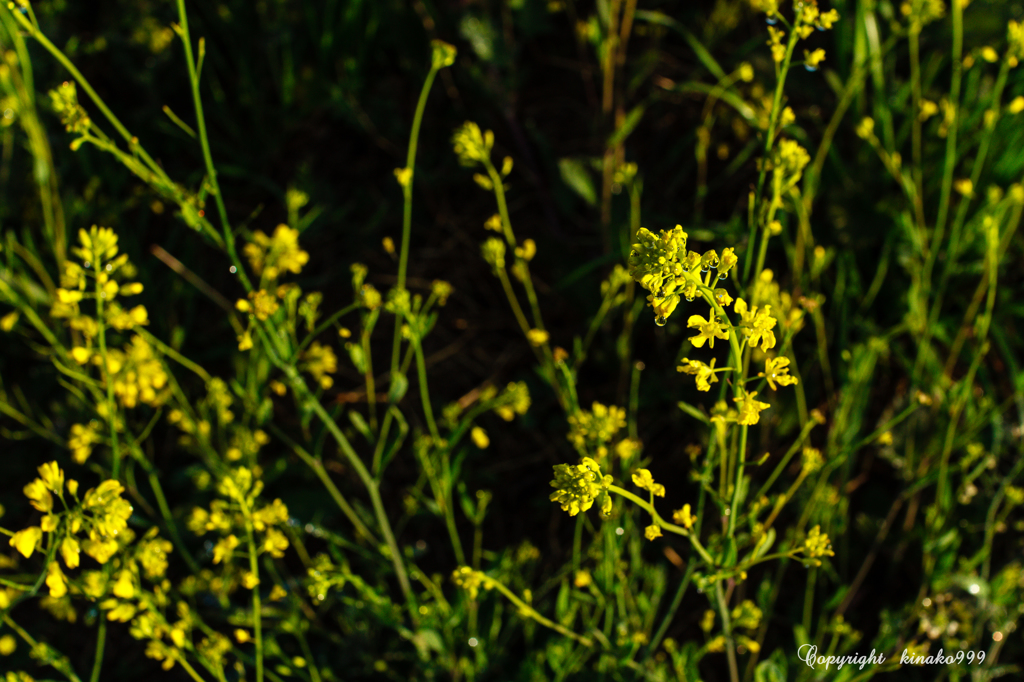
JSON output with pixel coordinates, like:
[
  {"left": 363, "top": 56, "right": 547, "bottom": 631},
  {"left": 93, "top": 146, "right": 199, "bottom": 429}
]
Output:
[
  {"left": 94, "top": 256, "right": 121, "bottom": 480},
  {"left": 175, "top": 0, "right": 241, "bottom": 281},
  {"left": 242, "top": 512, "right": 263, "bottom": 682},
  {"left": 89, "top": 620, "right": 106, "bottom": 682},
  {"left": 715, "top": 581, "right": 741, "bottom": 682}
]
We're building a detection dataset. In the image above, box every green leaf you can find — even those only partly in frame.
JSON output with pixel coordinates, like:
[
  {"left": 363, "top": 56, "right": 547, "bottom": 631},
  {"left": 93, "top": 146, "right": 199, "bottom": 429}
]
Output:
[
  {"left": 388, "top": 372, "right": 408, "bottom": 404},
  {"left": 348, "top": 410, "right": 373, "bottom": 444},
  {"left": 677, "top": 401, "right": 710, "bottom": 424},
  {"left": 607, "top": 104, "right": 645, "bottom": 148},
  {"left": 558, "top": 158, "right": 597, "bottom": 206}
]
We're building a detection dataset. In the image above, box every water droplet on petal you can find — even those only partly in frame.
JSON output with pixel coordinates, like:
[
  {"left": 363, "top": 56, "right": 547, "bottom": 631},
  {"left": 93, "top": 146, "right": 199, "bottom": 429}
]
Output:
[
  {"left": 655, "top": 316, "right": 667, "bottom": 327},
  {"left": 805, "top": 65, "right": 818, "bottom": 72},
  {"left": 766, "top": 16, "right": 778, "bottom": 24},
  {"left": 701, "top": 266, "right": 710, "bottom": 274},
  {"left": 719, "top": 273, "right": 728, "bottom": 280},
  {"left": 685, "top": 296, "right": 694, "bottom": 302}
]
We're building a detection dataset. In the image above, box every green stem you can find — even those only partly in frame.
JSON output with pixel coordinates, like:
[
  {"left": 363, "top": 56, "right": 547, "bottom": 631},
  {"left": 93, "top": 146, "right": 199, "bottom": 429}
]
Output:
[
  {"left": 479, "top": 573, "right": 593, "bottom": 647},
  {"left": 608, "top": 485, "right": 715, "bottom": 565},
  {"left": 94, "top": 256, "right": 121, "bottom": 480},
  {"left": 89, "top": 619, "right": 106, "bottom": 682},
  {"left": 175, "top": 0, "right": 242, "bottom": 282},
  {"left": 715, "top": 581, "right": 740, "bottom": 682},
  {"left": 242, "top": 513, "right": 263, "bottom": 682}
]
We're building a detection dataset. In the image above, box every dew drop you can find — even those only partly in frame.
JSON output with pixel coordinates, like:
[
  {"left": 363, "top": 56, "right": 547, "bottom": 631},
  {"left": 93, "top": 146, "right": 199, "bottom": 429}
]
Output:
[
  {"left": 685, "top": 296, "right": 694, "bottom": 302},
  {"left": 229, "top": 265, "right": 237, "bottom": 274},
  {"left": 804, "top": 65, "right": 818, "bottom": 72},
  {"left": 655, "top": 316, "right": 667, "bottom": 327},
  {"left": 766, "top": 16, "right": 778, "bottom": 24},
  {"left": 718, "top": 272, "right": 728, "bottom": 280},
  {"left": 701, "top": 266, "right": 709, "bottom": 274}
]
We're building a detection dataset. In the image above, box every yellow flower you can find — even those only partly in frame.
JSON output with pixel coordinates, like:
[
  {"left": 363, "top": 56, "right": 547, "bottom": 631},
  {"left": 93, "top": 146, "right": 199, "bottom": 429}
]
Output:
[
  {"left": 38, "top": 461, "right": 65, "bottom": 493},
  {"left": 574, "top": 570, "right": 592, "bottom": 588},
  {"left": 46, "top": 561, "right": 68, "bottom": 598},
  {"left": 673, "top": 504, "right": 697, "bottom": 530},
  {"left": 61, "top": 536, "right": 81, "bottom": 569},
  {"left": 567, "top": 402, "right": 626, "bottom": 453},
  {"left": 243, "top": 224, "right": 309, "bottom": 280},
  {"left": 878, "top": 430, "right": 894, "bottom": 446},
  {"left": 0, "top": 634, "right": 14, "bottom": 655},
  {"left": 213, "top": 535, "right": 240, "bottom": 564},
  {"left": 804, "top": 48, "right": 826, "bottom": 69},
  {"left": 644, "top": 524, "right": 663, "bottom": 541},
  {"left": 0, "top": 311, "right": 18, "bottom": 332},
  {"left": 632, "top": 469, "right": 666, "bottom": 497},
  {"left": 249, "top": 289, "right": 280, "bottom": 321},
  {"left": 23, "top": 478, "right": 53, "bottom": 512},
  {"left": 301, "top": 342, "right": 337, "bottom": 385},
  {"left": 242, "top": 572, "right": 261, "bottom": 589},
  {"left": 452, "top": 122, "right": 494, "bottom": 167},
  {"left": 767, "top": 26, "right": 787, "bottom": 63},
  {"left": 804, "top": 525, "right": 834, "bottom": 558},
  {"left": 954, "top": 178, "right": 974, "bottom": 197},
  {"left": 687, "top": 314, "right": 730, "bottom": 349},
  {"left": 10, "top": 526, "right": 42, "bottom": 558},
  {"left": 72, "top": 226, "right": 119, "bottom": 264},
  {"left": 678, "top": 357, "right": 719, "bottom": 392},
  {"left": 235, "top": 629, "right": 252, "bottom": 643},
  {"left": 269, "top": 584, "right": 288, "bottom": 601},
  {"left": 734, "top": 389, "right": 770, "bottom": 426},
  {"left": 802, "top": 447, "right": 824, "bottom": 474},
  {"left": 549, "top": 457, "right": 613, "bottom": 517},
  {"left": 527, "top": 328, "right": 549, "bottom": 346},
  {"left": 393, "top": 167, "right": 412, "bottom": 188},
  {"left": 494, "top": 381, "right": 530, "bottom": 421},
  {"left": 263, "top": 528, "right": 289, "bottom": 558},
  {"left": 761, "top": 356, "right": 798, "bottom": 390},
  {"left": 734, "top": 298, "right": 777, "bottom": 351},
  {"left": 471, "top": 426, "right": 489, "bottom": 449},
  {"left": 451, "top": 566, "right": 485, "bottom": 599},
  {"left": 431, "top": 39, "right": 458, "bottom": 69},
  {"left": 113, "top": 569, "right": 135, "bottom": 599}
]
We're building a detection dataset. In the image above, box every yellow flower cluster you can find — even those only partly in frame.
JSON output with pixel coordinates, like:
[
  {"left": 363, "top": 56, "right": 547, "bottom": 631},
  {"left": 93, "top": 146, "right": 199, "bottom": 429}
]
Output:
[
  {"left": 52, "top": 228, "right": 148, "bottom": 342},
  {"left": 567, "top": 401, "right": 626, "bottom": 456},
  {"left": 803, "top": 525, "right": 835, "bottom": 561},
  {"left": 301, "top": 341, "right": 338, "bottom": 390},
  {"left": 627, "top": 224, "right": 738, "bottom": 324},
  {"left": 49, "top": 81, "right": 91, "bottom": 133},
  {"left": 188, "top": 467, "right": 291, "bottom": 565},
  {"left": 9, "top": 464, "right": 145, "bottom": 604},
  {"left": 549, "top": 457, "right": 613, "bottom": 517},
  {"left": 243, "top": 224, "right": 310, "bottom": 281},
  {"left": 68, "top": 421, "right": 102, "bottom": 463},
  {"left": 100, "top": 335, "right": 169, "bottom": 408},
  {"left": 452, "top": 121, "right": 495, "bottom": 167},
  {"left": 492, "top": 381, "right": 531, "bottom": 421}
]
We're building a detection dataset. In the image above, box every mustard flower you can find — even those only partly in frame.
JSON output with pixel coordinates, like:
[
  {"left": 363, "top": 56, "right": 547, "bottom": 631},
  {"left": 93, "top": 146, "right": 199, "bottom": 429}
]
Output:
[
  {"left": 494, "top": 381, "right": 531, "bottom": 420},
  {"left": 60, "top": 536, "right": 81, "bottom": 569},
  {"left": 452, "top": 566, "right": 486, "bottom": 599},
  {"left": 527, "top": 328, "right": 549, "bottom": 346},
  {"left": 734, "top": 389, "right": 770, "bottom": 426},
  {"left": 481, "top": 237, "right": 506, "bottom": 271},
  {"left": 804, "top": 48, "right": 826, "bottom": 70},
  {"left": 632, "top": 469, "right": 666, "bottom": 497},
  {"left": 761, "top": 356, "right": 798, "bottom": 390},
  {"left": 734, "top": 298, "right": 777, "bottom": 351},
  {"left": 23, "top": 478, "right": 53, "bottom": 512},
  {"left": 644, "top": 525, "right": 663, "bottom": 541},
  {"left": 627, "top": 225, "right": 688, "bottom": 298},
  {"left": 452, "top": 122, "right": 494, "bottom": 167},
  {"left": 213, "top": 535, "right": 240, "bottom": 564},
  {"left": 471, "top": 426, "right": 489, "bottom": 449},
  {"left": 50, "top": 81, "right": 91, "bottom": 133},
  {"left": 9, "top": 526, "right": 42, "bottom": 558},
  {"left": 301, "top": 342, "right": 338, "bottom": 389},
  {"left": 767, "top": 26, "right": 787, "bottom": 63},
  {"left": 46, "top": 561, "right": 68, "bottom": 598},
  {"left": 1010, "top": 20, "right": 1024, "bottom": 67},
  {"left": 249, "top": 289, "right": 280, "bottom": 321},
  {"left": 567, "top": 402, "right": 626, "bottom": 454},
  {"left": 687, "top": 313, "right": 730, "bottom": 349},
  {"left": 73, "top": 226, "right": 119, "bottom": 264},
  {"left": 801, "top": 447, "right": 824, "bottom": 474},
  {"left": 803, "top": 525, "right": 834, "bottom": 559},
  {"left": 243, "top": 224, "right": 309, "bottom": 281},
  {"left": 549, "top": 457, "right": 613, "bottom": 517},
  {"left": 678, "top": 357, "right": 719, "bottom": 392},
  {"left": 673, "top": 504, "right": 697, "bottom": 530},
  {"left": 431, "top": 40, "right": 458, "bottom": 69}
]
